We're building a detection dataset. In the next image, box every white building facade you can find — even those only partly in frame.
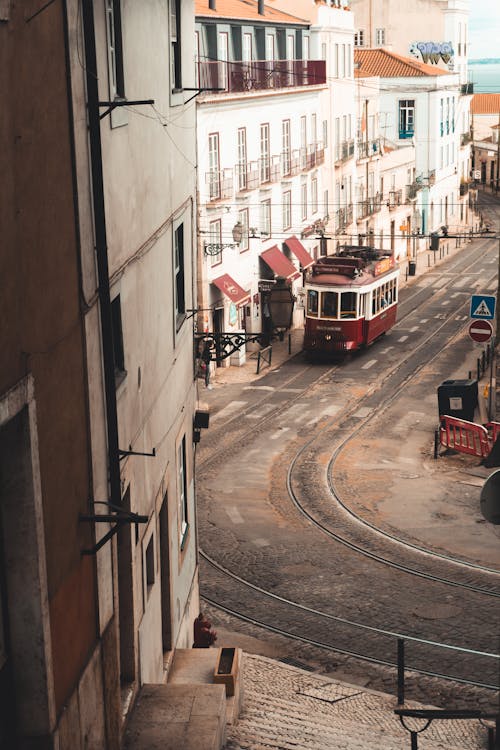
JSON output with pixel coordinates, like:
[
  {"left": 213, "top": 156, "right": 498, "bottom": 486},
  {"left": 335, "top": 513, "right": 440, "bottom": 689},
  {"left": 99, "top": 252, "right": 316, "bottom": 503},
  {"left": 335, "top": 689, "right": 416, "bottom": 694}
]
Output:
[{"left": 196, "top": 1, "right": 329, "bottom": 348}]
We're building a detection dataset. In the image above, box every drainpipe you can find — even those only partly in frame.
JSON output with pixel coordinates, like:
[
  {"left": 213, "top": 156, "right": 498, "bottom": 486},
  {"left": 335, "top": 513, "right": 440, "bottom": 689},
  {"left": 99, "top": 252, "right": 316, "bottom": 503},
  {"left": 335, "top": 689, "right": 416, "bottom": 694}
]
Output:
[{"left": 81, "top": 1, "right": 122, "bottom": 508}]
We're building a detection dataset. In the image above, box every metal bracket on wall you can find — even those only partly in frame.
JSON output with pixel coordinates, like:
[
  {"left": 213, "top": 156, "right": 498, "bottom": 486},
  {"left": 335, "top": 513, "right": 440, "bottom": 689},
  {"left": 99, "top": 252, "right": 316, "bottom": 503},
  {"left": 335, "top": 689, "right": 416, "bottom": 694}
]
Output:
[
  {"left": 80, "top": 501, "right": 149, "bottom": 556},
  {"left": 194, "top": 332, "right": 272, "bottom": 362},
  {"left": 98, "top": 98, "right": 155, "bottom": 120},
  {"left": 182, "top": 87, "right": 225, "bottom": 104},
  {"left": 118, "top": 446, "right": 156, "bottom": 461}
]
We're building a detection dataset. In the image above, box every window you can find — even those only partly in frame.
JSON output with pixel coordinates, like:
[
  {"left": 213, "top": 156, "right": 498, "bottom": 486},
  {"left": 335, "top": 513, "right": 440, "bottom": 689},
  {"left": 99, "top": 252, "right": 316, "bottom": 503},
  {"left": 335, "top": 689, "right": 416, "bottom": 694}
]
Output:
[
  {"left": 354, "top": 30, "right": 364, "bottom": 47},
  {"left": 311, "top": 177, "right": 318, "bottom": 213},
  {"left": 311, "top": 113, "right": 317, "bottom": 145},
  {"left": 334, "top": 43, "right": 339, "bottom": 76},
  {"left": 174, "top": 223, "right": 186, "bottom": 326},
  {"left": 307, "top": 289, "right": 319, "bottom": 316},
  {"left": 261, "top": 200, "right": 271, "bottom": 236},
  {"left": 238, "top": 209, "right": 249, "bottom": 252},
  {"left": 321, "top": 291, "right": 338, "bottom": 318},
  {"left": 208, "top": 133, "right": 220, "bottom": 200},
  {"left": 105, "top": 0, "right": 125, "bottom": 99},
  {"left": 300, "top": 115, "right": 307, "bottom": 167},
  {"left": 301, "top": 182, "right": 307, "bottom": 220},
  {"left": 440, "top": 98, "right": 444, "bottom": 136},
  {"left": 266, "top": 34, "right": 274, "bottom": 60},
  {"left": 111, "top": 294, "right": 126, "bottom": 383},
  {"left": 260, "top": 123, "right": 270, "bottom": 183},
  {"left": 145, "top": 535, "right": 155, "bottom": 593},
  {"left": 282, "top": 119, "right": 291, "bottom": 175},
  {"left": 170, "top": 0, "right": 182, "bottom": 90},
  {"left": 322, "top": 119, "right": 328, "bottom": 148},
  {"left": 243, "top": 33, "right": 252, "bottom": 62},
  {"left": 237, "top": 127, "right": 247, "bottom": 191},
  {"left": 208, "top": 219, "right": 222, "bottom": 266},
  {"left": 283, "top": 190, "right": 292, "bottom": 231},
  {"left": 286, "top": 34, "right": 295, "bottom": 60},
  {"left": 304, "top": 36, "right": 311, "bottom": 61},
  {"left": 178, "top": 436, "right": 189, "bottom": 547},
  {"left": 375, "top": 28, "right": 385, "bottom": 45},
  {"left": 323, "top": 189, "right": 329, "bottom": 219},
  {"left": 399, "top": 100, "right": 415, "bottom": 139},
  {"left": 218, "top": 32, "right": 228, "bottom": 90},
  {"left": 340, "top": 291, "right": 357, "bottom": 318},
  {"left": 340, "top": 44, "right": 345, "bottom": 76}
]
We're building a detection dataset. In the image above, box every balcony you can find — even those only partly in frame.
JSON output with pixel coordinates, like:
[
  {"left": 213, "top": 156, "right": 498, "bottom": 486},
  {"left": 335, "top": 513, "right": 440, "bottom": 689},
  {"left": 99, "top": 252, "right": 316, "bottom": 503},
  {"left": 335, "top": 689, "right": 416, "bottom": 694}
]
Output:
[
  {"left": 356, "top": 194, "right": 382, "bottom": 220},
  {"left": 461, "top": 82, "right": 474, "bottom": 95},
  {"left": 206, "top": 169, "right": 233, "bottom": 202},
  {"left": 334, "top": 205, "right": 353, "bottom": 233},
  {"left": 336, "top": 139, "right": 355, "bottom": 163},
  {"left": 235, "top": 161, "right": 259, "bottom": 193},
  {"left": 197, "top": 59, "right": 326, "bottom": 95},
  {"left": 406, "top": 182, "right": 421, "bottom": 201},
  {"left": 387, "top": 189, "right": 403, "bottom": 209},
  {"left": 399, "top": 129, "right": 414, "bottom": 140},
  {"left": 357, "top": 138, "right": 381, "bottom": 160}
]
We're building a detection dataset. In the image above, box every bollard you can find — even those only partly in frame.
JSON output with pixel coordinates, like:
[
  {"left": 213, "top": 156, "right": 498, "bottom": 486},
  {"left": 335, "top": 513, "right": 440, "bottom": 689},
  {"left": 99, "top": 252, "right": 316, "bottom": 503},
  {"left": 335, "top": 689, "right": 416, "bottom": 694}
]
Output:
[
  {"left": 434, "top": 429, "right": 440, "bottom": 459},
  {"left": 397, "top": 638, "right": 405, "bottom": 705},
  {"left": 468, "top": 370, "right": 472, "bottom": 379},
  {"left": 477, "top": 359, "right": 481, "bottom": 381},
  {"left": 288, "top": 333, "right": 292, "bottom": 355},
  {"left": 482, "top": 350, "right": 486, "bottom": 373}
]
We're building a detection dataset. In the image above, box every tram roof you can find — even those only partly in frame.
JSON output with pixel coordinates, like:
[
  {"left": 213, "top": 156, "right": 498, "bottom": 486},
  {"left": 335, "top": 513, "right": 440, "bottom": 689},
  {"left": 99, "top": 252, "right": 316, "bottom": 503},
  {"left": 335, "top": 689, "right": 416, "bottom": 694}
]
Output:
[{"left": 307, "top": 250, "right": 397, "bottom": 288}]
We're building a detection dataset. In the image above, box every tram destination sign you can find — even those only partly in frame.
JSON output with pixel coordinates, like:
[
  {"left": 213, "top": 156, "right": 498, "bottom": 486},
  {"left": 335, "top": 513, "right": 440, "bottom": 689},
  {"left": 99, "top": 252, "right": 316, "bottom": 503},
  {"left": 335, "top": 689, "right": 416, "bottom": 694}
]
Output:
[{"left": 468, "top": 319, "right": 493, "bottom": 343}]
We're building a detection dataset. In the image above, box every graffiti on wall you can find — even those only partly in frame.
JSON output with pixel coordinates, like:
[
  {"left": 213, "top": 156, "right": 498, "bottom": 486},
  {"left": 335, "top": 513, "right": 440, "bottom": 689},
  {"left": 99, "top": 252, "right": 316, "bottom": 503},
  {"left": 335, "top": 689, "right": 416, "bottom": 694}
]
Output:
[{"left": 409, "top": 41, "right": 454, "bottom": 65}]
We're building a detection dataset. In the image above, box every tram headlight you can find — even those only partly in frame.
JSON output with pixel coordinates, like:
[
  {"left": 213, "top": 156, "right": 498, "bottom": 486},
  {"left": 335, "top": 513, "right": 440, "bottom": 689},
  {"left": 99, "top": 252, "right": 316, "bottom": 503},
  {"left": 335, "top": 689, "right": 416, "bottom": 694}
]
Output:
[{"left": 324, "top": 334, "right": 332, "bottom": 341}]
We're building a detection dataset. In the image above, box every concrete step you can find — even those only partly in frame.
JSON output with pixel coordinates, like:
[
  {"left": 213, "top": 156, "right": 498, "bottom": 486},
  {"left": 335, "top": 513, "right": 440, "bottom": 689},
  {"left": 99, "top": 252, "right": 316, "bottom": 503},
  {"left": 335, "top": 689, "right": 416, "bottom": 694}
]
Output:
[{"left": 123, "top": 683, "right": 226, "bottom": 750}]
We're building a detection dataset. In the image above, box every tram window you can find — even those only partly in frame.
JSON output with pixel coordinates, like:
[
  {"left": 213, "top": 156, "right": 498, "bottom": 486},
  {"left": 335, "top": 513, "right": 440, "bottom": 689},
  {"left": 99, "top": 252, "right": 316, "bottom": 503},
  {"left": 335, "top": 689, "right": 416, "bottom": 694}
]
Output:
[
  {"left": 340, "top": 291, "right": 357, "bottom": 318},
  {"left": 307, "top": 290, "right": 319, "bottom": 316},
  {"left": 321, "top": 291, "right": 338, "bottom": 318}
]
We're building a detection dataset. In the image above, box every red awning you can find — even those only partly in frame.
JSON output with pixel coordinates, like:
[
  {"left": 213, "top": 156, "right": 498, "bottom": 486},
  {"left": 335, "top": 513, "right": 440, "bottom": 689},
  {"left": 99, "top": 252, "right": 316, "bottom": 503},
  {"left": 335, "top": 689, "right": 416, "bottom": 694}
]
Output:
[
  {"left": 284, "top": 236, "right": 314, "bottom": 269},
  {"left": 212, "top": 273, "right": 250, "bottom": 306},
  {"left": 260, "top": 246, "right": 301, "bottom": 281}
]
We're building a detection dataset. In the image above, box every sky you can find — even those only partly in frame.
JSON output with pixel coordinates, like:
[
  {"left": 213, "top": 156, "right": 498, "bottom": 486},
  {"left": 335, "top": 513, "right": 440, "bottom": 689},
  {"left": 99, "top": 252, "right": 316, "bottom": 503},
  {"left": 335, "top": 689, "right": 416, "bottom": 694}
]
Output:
[{"left": 468, "top": 0, "right": 500, "bottom": 59}]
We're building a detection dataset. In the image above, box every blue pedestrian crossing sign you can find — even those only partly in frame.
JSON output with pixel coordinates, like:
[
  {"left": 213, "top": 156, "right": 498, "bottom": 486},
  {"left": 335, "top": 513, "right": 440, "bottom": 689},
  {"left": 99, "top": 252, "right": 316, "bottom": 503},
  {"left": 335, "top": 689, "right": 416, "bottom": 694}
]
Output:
[{"left": 470, "top": 294, "right": 496, "bottom": 320}]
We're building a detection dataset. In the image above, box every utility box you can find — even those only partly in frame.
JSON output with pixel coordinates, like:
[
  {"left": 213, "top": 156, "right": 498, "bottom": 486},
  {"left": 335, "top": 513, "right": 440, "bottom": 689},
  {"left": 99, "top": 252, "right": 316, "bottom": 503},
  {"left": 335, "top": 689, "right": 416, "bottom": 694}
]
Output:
[
  {"left": 437, "top": 379, "right": 478, "bottom": 422},
  {"left": 408, "top": 260, "right": 416, "bottom": 276}
]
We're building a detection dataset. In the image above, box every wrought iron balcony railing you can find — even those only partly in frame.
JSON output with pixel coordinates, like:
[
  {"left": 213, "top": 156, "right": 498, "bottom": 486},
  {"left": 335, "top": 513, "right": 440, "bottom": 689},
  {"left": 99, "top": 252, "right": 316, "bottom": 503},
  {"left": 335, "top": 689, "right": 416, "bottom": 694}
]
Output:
[
  {"left": 206, "top": 169, "right": 233, "bottom": 201},
  {"left": 197, "top": 59, "right": 326, "bottom": 95},
  {"left": 387, "top": 189, "right": 403, "bottom": 209},
  {"left": 335, "top": 139, "right": 355, "bottom": 163},
  {"left": 357, "top": 138, "right": 381, "bottom": 160}
]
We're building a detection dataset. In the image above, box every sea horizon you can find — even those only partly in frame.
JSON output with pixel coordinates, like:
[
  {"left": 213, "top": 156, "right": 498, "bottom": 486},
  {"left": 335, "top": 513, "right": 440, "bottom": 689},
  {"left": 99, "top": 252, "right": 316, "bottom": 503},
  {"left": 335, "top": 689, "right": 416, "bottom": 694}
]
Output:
[{"left": 468, "top": 60, "right": 500, "bottom": 93}]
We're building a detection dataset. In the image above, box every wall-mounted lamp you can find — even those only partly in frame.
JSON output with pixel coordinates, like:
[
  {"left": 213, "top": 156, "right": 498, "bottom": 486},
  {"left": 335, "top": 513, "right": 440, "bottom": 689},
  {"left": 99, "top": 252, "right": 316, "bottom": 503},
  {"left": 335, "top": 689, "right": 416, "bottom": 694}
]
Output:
[{"left": 204, "top": 221, "right": 244, "bottom": 256}]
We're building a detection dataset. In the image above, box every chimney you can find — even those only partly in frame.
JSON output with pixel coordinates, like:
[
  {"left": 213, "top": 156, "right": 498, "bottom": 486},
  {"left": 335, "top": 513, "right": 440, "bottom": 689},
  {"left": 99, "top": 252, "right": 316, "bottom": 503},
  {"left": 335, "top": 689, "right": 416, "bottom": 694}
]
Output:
[
  {"left": 209, "top": 0, "right": 216, "bottom": 9},
  {"left": 258, "top": 0, "right": 264, "bottom": 14}
]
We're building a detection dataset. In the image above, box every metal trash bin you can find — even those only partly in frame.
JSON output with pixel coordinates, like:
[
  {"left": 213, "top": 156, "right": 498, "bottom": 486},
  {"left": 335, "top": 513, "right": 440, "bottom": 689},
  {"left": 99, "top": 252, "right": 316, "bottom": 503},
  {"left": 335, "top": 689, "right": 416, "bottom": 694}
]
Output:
[
  {"left": 408, "top": 260, "right": 416, "bottom": 276},
  {"left": 437, "top": 379, "right": 478, "bottom": 423}
]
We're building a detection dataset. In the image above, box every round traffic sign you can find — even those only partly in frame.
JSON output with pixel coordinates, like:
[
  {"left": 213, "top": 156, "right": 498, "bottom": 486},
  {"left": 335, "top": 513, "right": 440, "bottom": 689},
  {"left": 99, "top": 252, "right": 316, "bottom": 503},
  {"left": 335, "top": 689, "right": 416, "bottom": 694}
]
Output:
[{"left": 469, "top": 319, "right": 493, "bottom": 343}]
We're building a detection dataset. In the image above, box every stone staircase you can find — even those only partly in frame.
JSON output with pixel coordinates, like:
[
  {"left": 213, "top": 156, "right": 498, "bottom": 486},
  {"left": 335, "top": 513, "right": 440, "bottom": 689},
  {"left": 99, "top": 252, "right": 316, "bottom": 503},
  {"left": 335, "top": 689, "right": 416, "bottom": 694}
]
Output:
[{"left": 224, "top": 654, "right": 488, "bottom": 750}]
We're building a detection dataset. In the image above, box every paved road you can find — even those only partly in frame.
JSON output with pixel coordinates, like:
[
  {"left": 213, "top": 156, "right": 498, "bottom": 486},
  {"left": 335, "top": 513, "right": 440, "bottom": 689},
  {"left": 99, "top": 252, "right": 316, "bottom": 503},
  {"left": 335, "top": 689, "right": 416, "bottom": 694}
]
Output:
[{"left": 197, "top": 196, "right": 500, "bottom": 710}]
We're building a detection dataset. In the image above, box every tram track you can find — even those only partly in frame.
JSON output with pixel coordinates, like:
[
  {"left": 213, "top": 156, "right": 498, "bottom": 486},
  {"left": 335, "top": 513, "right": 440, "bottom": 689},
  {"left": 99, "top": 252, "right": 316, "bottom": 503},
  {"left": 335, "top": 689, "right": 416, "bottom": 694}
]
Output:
[
  {"left": 197, "top": 237, "right": 494, "bottom": 469},
  {"left": 200, "top": 554, "right": 499, "bottom": 690},
  {"left": 197, "top": 236, "right": 500, "bottom": 690}
]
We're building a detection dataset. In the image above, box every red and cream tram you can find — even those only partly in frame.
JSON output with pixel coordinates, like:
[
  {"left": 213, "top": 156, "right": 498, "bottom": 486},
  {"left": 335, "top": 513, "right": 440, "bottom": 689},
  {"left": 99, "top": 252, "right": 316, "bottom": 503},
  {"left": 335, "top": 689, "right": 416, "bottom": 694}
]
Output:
[{"left": 303, "top": 246, "right": 399, "bottom": 356}]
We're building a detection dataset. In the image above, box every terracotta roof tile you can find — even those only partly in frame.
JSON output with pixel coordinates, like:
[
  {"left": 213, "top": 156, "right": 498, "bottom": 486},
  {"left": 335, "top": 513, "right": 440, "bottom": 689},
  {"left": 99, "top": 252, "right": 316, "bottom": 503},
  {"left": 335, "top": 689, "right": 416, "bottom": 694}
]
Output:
[
  {"left": 471, "top": 93, "right": 500, "bottom": 115},
  {"left": 354, "top": 48, "right": 450, "bottom": 78},
  {"left": 195, "top": 0, "right": 308, "bottom": 24}
]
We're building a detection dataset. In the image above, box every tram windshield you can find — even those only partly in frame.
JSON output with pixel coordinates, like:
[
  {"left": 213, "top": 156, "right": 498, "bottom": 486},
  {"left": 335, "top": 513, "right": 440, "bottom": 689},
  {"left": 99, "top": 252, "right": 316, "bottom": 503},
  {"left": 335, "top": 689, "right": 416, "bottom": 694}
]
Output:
[
  {"left": 321, "top": 291, "right": 338, "bottom": 318},
  {"left": 340, "top": 292, "right": 357, "bottom": 318}
]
